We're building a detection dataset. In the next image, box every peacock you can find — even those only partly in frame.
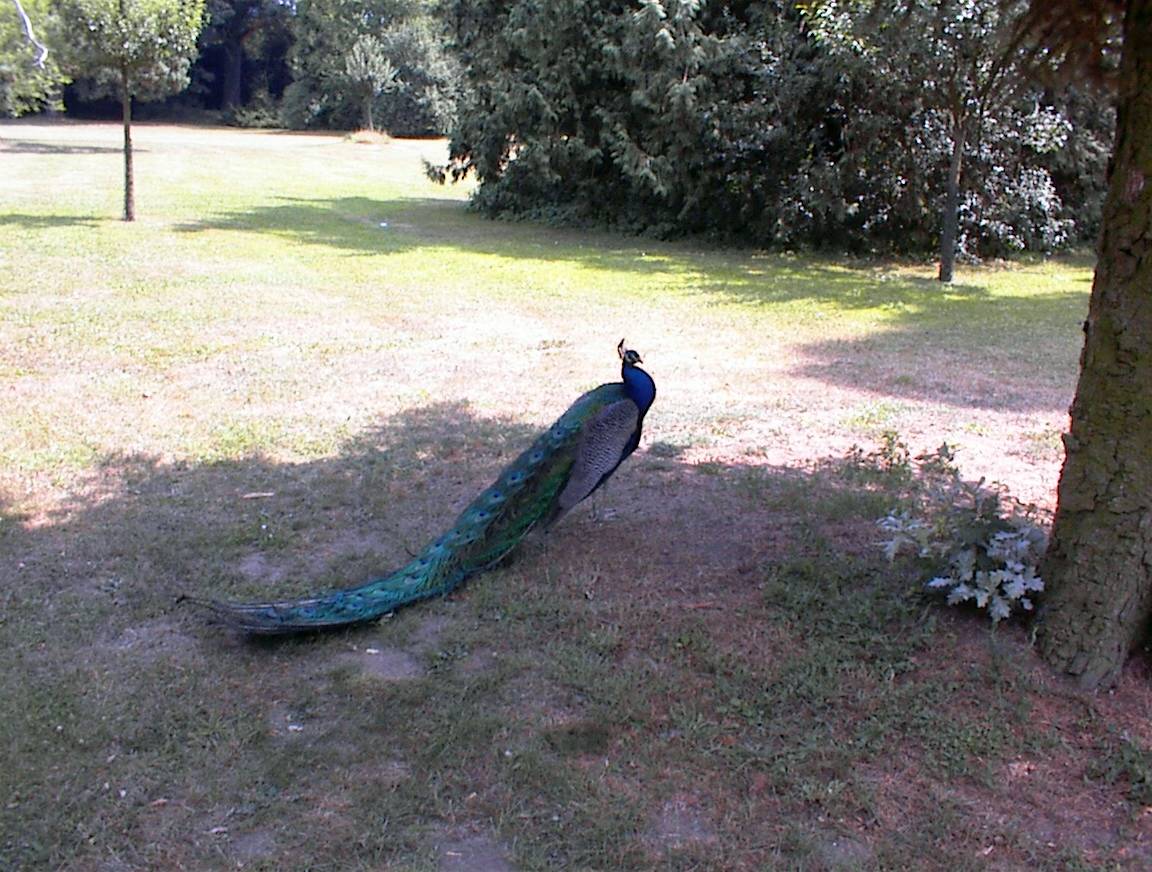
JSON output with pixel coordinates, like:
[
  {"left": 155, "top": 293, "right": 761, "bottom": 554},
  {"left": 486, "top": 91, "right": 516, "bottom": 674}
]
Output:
[{"left": 183, "top": 340, "right": 656, "bottom": 634}]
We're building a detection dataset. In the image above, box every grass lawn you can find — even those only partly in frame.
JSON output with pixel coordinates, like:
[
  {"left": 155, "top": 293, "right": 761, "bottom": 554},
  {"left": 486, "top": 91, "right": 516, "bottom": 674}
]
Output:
[{"left": 2, "top": 120, "right": 1150, "bottom": 870}]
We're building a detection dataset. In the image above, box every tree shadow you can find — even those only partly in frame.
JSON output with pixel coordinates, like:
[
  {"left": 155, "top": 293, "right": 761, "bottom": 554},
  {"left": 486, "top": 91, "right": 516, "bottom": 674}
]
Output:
[
  {"left": 790, "top": 289, "right": 1088, "bottom": 413},
  {"left": 173, "top": 194, "right": 867, "bottom": 287},
  {"left": 174, "top": 195, "right": 683, "bottom": 273},
  {"left": 0, "top": 213, "right": 103, "bottom": 229},
  {"left": 4, "top": 397, "right": 1145, "bottom": 870},
  {"left": 171, "top": 192, "right": 1087, "bottom": 310},
  {"left": 0, "top": 140, "right": 133, "bottom": 155},
  {"left": 0, "top": 398, "right": 890, "bottom": 662},
  {"left": 173, "top": 195, "right": 424, "bottom": 255},
  {"left": 170, "top": 191, "right": 1090, "bottom": 413},
  {"left": 174, "top": 193, "right": 875, "bottom": 293}
]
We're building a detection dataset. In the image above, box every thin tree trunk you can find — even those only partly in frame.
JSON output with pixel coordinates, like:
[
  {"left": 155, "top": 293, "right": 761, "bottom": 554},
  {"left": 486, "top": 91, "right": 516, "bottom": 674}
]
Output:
[
  {"left": 222, "top": 39, "right": 243, "bottom": 112},
  {"left": 365, "top": 92, "right": 374, "bottom": 132},
  {"left": 121, "top": 67, "right": 134, "bottom": 222},
  {"left": 938, "top": 116, "right": 965, "bottom": 283},
  {"left": 1037, "top": 0, "right": 1152, "bottom": 689}
]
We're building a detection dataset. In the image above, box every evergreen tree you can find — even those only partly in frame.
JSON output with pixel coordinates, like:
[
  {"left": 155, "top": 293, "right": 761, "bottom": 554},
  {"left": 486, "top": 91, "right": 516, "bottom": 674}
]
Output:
[
  {"left": 343, "top": 33, "right": 400, "bottom": 131},
  {"left": 438, "top": 0, "right": 1104, "bottom": 255}
]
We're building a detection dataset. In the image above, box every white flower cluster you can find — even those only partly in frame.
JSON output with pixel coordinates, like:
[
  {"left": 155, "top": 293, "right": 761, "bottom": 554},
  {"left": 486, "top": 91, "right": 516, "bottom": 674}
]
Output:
[{"left": 881, "top": 509, "right": 1047, "bottom": 624}]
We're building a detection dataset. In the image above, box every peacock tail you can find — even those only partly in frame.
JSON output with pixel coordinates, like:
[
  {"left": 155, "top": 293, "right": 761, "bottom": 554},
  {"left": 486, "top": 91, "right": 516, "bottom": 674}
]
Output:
[{"left": 183, "top": 341, "right": 656, "bottom": 634}]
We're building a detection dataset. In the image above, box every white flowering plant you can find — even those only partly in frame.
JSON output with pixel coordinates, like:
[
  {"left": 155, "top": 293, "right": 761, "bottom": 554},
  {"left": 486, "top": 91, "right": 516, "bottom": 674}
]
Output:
[{"left": 874, "top": 443, "right": 1048, "bottom": 624}]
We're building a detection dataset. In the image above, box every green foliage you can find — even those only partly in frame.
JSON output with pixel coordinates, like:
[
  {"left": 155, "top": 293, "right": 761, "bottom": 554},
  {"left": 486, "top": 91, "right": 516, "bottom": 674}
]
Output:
[
  {"left": 800, "top": 0, "right": 1079, "bottom": 259},
  {"left": 343, "top": 33, "right": 400, "bottom": 130},
  {"left": 281, "top": 0, "right": 458, "bottom": 135},
  {"left": 873, "top": 442, "right": 1048, "bottom": 623},
  {"left": 1088, "top": 732, "right": 1152, "bottom": 807},
  {"left": 0, "top": 0, "right": 67, "bottom": 115},
  {"left": 439, "top": 0, "right": 1109, "bottom": 254},
  {"left": 53, "top": 0, "right": 205, "bottom": 102},
  {"left": 441, "top": 0, "right": 767, "bottom": 232},
  {"left": 225, "top": 88, "right": 281, "bottom": 127},
  {"left": 195, "top": 0, "right": 293, "bottom": 113},
  {"left": 344, "top": 34, "right": 399, "bottom": 95}
]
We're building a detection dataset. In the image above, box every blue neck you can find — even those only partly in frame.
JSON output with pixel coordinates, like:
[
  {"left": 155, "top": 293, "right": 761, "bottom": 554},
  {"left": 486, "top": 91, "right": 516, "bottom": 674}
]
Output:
[{"left": 622, "top": 364, "right": 656, "bottom": 418}]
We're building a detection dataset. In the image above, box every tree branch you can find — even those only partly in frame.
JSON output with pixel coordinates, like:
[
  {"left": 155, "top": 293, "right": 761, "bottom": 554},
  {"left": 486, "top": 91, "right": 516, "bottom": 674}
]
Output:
[{"left": 10, "top": 0, "right": 49, "bottom": 68}]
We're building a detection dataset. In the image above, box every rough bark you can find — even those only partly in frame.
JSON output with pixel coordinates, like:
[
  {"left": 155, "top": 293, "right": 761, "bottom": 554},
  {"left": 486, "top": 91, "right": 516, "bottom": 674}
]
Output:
[
  {"left": 1037, "top": 0, "right": 1152, "bottom": 689},
  {"left": 121, "top": 68, "right": 135, "bottom": 223}
]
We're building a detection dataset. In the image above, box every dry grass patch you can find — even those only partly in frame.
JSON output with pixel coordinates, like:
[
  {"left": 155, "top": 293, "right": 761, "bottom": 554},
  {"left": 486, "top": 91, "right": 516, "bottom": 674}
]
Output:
[{"left": 347, "top": 128, "right": 394, "bottom": 145}]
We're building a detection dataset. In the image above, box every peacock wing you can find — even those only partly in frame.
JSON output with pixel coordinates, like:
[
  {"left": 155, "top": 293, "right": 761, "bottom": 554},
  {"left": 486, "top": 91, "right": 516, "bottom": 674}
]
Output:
[{"left": 553, "top": 398, "right": 639, "bottom": 519}]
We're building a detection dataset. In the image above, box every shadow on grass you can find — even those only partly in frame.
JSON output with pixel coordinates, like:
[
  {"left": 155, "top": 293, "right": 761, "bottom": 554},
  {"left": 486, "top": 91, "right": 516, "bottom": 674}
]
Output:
[
  {"left": 1, "top": 399, "right": 1145, "bottom": 870},
  {"left": 173, "top": 194, "right": 1090, "bottom": 310},
  {"left": 0, "top": 213, "right": 103, "bottom": 229},
  {"left": 0, "top": 398, "right": 910, "bottom": 869},
  {"left": 0, "top": 401, "right": 812, "bottom": 649},
  {"left": 791, "top": 290, "right": 1088, "bottom": 413},
  {"left": 175, "top": 193, "right": 1088, "bottom": 413},
  {"left": 0, "top": 139, "right": 133, "bottom": 155},
  {"left": 175, "top": 195, "right": 971, "bottom": 304}
]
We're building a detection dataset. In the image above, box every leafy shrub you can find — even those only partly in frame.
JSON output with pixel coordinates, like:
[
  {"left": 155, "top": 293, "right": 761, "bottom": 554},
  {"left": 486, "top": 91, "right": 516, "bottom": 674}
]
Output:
[
  {"left": 867, "top": 441, "right": 1049, "bottom": 623},
  {"left": 439, "top": 0, "right": 1109, "bottom": 253},
  {"left": 227, "top": 91, "right": 282, "bottom": 128},
  {"left": 1088, "top": 733, "right": 1152, "bottom": 807}
]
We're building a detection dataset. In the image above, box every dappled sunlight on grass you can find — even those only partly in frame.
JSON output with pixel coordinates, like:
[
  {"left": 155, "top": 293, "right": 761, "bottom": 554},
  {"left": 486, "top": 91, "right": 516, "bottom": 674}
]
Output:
[{"left": 0, "top": 122, "right": 1093, "bottom": 513}]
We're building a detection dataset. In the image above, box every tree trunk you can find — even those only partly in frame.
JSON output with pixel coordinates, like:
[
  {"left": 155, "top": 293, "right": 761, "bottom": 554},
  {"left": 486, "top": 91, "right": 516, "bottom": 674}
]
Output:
[
  {"left": 222, "top": 39, "right": 244, "bottom": 112},
  {"left": 364, "top": 92, "right": 375, "bottom": 132},
  {"left": 1037, "top": 0, "right": 1152, "bottom": 689},
  {"left": 121, "top": 67, "right": 134, "bottom": 223},
  {"left": 938, "top": 115, "right": 965, "bottom": 283}
]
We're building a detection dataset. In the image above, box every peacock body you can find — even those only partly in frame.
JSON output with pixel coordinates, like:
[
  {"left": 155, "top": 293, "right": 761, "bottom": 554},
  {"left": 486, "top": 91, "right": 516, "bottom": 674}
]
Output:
[{"left": 185, "top": 341, "right": 656, "bottom": 634}]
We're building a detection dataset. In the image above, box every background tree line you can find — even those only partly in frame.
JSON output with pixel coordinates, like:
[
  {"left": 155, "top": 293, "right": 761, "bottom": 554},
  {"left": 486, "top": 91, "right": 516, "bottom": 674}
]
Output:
[
  {"left": 1, "top": 0, "right": 460, "bottom": 135},
  {"left": 436, "top": 0, "right": 1113, "bottom": 265},
  {"left": 4, "top": 0, "right": 1111, "bottom": 255}
]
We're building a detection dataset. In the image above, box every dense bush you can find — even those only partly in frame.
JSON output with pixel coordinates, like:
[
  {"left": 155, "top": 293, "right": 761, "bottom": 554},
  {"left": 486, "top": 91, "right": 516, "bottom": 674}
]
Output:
[
  {"left": 281, "top": 0, "right": 459, "bottom": 135},
  {"left": 436, "top": 0, "right": 1111, "bottom": 255}
]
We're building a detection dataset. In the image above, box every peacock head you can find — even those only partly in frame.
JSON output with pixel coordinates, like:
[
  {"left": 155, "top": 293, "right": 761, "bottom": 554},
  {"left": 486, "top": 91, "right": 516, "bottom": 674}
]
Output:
[
  {"left": 617, "top": 339, "right": 643, "bottom": 367},
  {"left": 617, "top": 338, "right": 655, "bottom": 413}
]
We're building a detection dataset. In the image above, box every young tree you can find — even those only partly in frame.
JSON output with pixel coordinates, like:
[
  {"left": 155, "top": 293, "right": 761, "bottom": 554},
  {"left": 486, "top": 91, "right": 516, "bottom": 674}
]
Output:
[
  {"left": 1034, "top": 0, "right": 1152, "bottom": 689},
  {"left": 343, "top": 33, "right": 399, "bottom": 131},
  {"left": 281, "top": 0, "right": 456, "bottom": 135},
  {"left": 55, "top": 0, "right": 205, "bottom": 220},
  {"left": 804, "top": 0, "right": 1046, "bottom": 282}
]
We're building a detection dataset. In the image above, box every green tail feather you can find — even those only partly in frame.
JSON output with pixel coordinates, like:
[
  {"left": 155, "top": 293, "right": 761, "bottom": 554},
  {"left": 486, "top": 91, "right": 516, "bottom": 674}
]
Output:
[{"left": 184, "top": 382, "right": 629, "bottom": 635}]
